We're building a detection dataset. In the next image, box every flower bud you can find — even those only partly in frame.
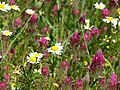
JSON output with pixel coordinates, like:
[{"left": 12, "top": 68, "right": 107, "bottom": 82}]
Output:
[
  {"left": 41, "top": 66, "right": 49, "bottom": 76},
  {"left": 14, "top": 17, "right": 22, "bottom": 27}
]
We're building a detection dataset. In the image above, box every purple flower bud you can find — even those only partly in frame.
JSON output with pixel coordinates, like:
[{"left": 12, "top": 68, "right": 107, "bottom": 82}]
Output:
[
  {"left": 38, "top": 37, "right": 49, "bottom": 47},
  {"left": 84, "top": 31, "right": 92, "bottom": 42},
  {"left": 109, "top": 73, "right": 118, "bottom": 89},
  {"left": 99, "top": 78, "right": 106, "bottom": 85},
  {"left": 41, "top": 66, "right": 49, "bottom": 76},
  {"left": 70, "top": 31, "right": 80, "bottom": 46},
  {"left": 30, "top": 14, "right": 37, "bottom": 23},
  {"left": 0, "top": 81, "right": 8, "bottom": 90},
  {"left": 75, "top": 79, "right": 83, "bottom": 88},
  {"left": 4, "top": 74, "right": 10, "bottom": 81},
  {"left": 103, "top": 27, "right": 107, "bottom": 32},
  {"left": 9, "top": 0, "right": 16, "bottom": 4},
  {"left": 64, "top": 76, "right": 72, "bottom": 85},
  {"left": 60, "top": 60, "right": 70, "bottom": 71},
  {"left": 53, "top": 5, "right": 58, "bottom": 14},
  {"left": 4, "top": 66, "right": 8, "bottom": 71},
  {"left": 81, "top": 42, "right": 86, "bottom": 49},
  {"left": 42, "top": 26, "right": 50, "bottom": 33},
  {"left": 89, "top": 49, "right": 104, "bottom": 72},
  {"left": 109, "top": 55, "right": 115, "bottom": 61},
  {"left": 14, "top": 17, "right": 22, "bottom": 27},
  {"left": 79, "top": 12, "right": 86, "bottom": 24},
  {"left": 72, "top": 8, "right": 80, "bottom": 16},
  {"left": 10, "top": 48, "right": 15, "bottom": 54},
  {"left": 102, "top": 9, "right": 110, "bottom": 17},
  {"left": 109, "top": 0, "right": 118, "bottom": 9},
  {"left": 91, "top": 27, "right": 100, "bottom": 37}
]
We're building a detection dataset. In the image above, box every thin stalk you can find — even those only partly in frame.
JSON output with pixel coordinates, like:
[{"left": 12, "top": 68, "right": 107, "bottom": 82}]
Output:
[
  {"left": 105, "top": 58, "right": 114, "bottom": 72},
  {"left": 81, "top": 25, "right": 91, "bottom": 62},
  {"left": 2, "top": 15, "right": 32, "bottom": 60}
]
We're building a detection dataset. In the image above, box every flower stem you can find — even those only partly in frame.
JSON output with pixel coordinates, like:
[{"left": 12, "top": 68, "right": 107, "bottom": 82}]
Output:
[{"left": 2, "top": 15, "right": 32, "bottom": 60}]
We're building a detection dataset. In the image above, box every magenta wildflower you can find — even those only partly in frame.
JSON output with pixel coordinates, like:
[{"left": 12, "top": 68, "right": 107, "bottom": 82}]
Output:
[
  {"left": 9, "top": 0, "right": 16, "bottom": 4},
  {"left": 64, "top": 76, "right": 72, "bottom": 85},
  {"left": 81, "top": 42, "right": 86, "bottom": 49},
  {"left": 53, "top": 5, "right": 58, "bottom": 14},
  {"left": 38, "top": 37, "right": 49, "bottom": 47},
  {"left": 42, "top": 26, "right": 50, "bottom": 33},
  {"left": 84, "top": 31, "right": 92, "bottom": 42},
  {"left": 60, "top": 60, "right": 70, "bottom": 71},
  {"left": 72, "top": 8, "right": 80, "bottom": 16},
  {"left": 99, "top": 78, "right": 106, "bottom": 85},
  {"left": 89, "top": 49, "right": 104, "bottom": 72},
  {"left": 30, "top": 14, "right": 37, "bottom": 23},
  {"left": 4, "top": 66, "right": 8, "bottom": 71},
  {"left": 75, "top": 79, "right": 83, "bottom": 88},
  {"left": 103, "top": 27, "right": 107, "bottom": 32},
  {"left": 4, "top": 74, "right": 10, "bottom": 81},
  {"left": 14, "top": 17, "right": 22, "bottom": 27},
  {"left": 102, "top": 9, "right": 110, "bottom": 17},
  {"left": 109, "top": 73, "right": 118, "bottom": 90},
  {"left": 90, "top": 27, "right": 100, "bottom": 37},
  {"left": 70, "top": 31, "right": 80, "bottom": 46},
  {"left": 41, "top": 66, "right": 49, "bottom": 76},
  {"left": 0, "top": 81, "right": 8, "bottom": 90},
  {"left": 109, "top": 0, "right": 118, "bottom": 9},
  {"left": 79, "top": 12, "right": 86, "bottom": 24}
]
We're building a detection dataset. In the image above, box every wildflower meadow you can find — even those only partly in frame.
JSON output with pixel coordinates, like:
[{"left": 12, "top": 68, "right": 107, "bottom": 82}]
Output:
[{"left": 0, "top": 0, "right": 120, "bottom": 90}]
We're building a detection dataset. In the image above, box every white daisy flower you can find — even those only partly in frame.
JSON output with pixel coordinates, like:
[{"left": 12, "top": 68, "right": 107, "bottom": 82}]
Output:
[
  {"left": 48, "top": 43, "right": 63, "bottom": 55},
  {"left": 1, "top": 30, "right": 12, "bottom": 36},
  {"left": 84, "top": 19, "right": 94, "bottom": 30},
  {"left": 85, "top": 19, "right": 90, "bottom": 24},
  {"left": 94, "top": 2, "right": 105, "bottom": 10},
  {"left": 11, "top": 5, "right": 20, "bottom": 11},
  {"left": 103, "top": 17, "right": 118, "bottom": 27},
  {"left": 27, "top": 52, "right": 43, "bottom": 64},
  {"left": 33, "top": 69, "right": 41, "bottom": 73},
  {"left": 25, "top": 9, "right": 35, "bottom": 15},
  {"left": 0, "top": 2, "right": 11, "bottom": 12}
]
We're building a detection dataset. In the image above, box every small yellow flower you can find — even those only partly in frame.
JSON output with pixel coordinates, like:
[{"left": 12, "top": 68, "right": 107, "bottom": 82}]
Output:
[
  {"left": 105, "top": 63, "right": 109, "bottom": 67},
  {"left": 25, "top": 9, "right": 35, "bottom": 15},
  {"left": 11, "top": 83, "right": 16, "bottom": 90},
  {"left": 1, "top": 30, "right": 12, "bottom": 36},
  {"left": 11, "top": 5, "right": 20, "bottom": 11},
  {"left": 84, "top": 61, "right": 88, "bottom": 66},
  {"left": 53, "top": 83, "right": 59, "bottom": 88}
]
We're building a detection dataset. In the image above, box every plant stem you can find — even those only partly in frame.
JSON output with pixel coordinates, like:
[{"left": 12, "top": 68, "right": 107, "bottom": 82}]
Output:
[{"left": 2, "top": 15, "right": 32, "bottom": 60}]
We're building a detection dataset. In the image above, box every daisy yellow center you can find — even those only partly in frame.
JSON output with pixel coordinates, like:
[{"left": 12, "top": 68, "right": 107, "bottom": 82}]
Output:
[
  {"left": 51, "top": 46, "right": 59, "bottom": 51},
  {"left": 98, "top": 5, "right": 102, "bottom": 9},
  {"left": 0, "top": 4, "right": 5, "bottom": 9},
  {"left": 84, "top": 61, "right": 88, "bottom": 66},
  {"left": 107, "top": 17, "right": 113, "bottom": 21},
  {"left": 28, "top": 11, "right": 33, "bottom": 14},
  {"left": 11, "top": 5, "right": 16, "bottom": 9},
  {"left": 30, "top": 56, "right": 36, "bottom": 62},
  {"left": 5, "top": 32, "right": 10, "bottom": 35},
  {"left": 34, "top": 53, "right": 41, "bottom": 57}
]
